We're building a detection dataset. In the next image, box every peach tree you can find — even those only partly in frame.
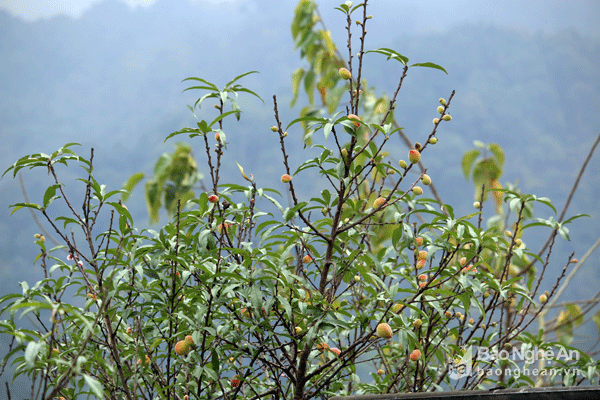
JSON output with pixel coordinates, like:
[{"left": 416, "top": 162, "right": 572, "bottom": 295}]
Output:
[{"left": 1, "top": 1, "right": 597, "bottom": 399}]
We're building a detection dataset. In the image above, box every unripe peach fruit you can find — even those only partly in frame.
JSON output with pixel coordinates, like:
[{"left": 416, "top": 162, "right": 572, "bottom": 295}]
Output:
[
  {"left": 410, "top": 349, "right": 422, "bottom": 361},
  {"left": 414, "top": 318, "right": 423, "bottom": 328},
  {"left": 437, "top": 106, "right": 444, "bottom": 114},
  {"left": 429, "top": 137, "right": 438, "bottom": 144},
  {"left": 399, "top": 160, "right": 408, "bottom": 168},
  {"left": 439, "top": 98, "right": 447, "bottom": 105},
  {"left": 421, "top": 174, "right": 431, "bottom": 185},
  {"left": 539, "top": 294, "right": 548, "bottom": 304},
  {"left": 442, "top": 114, "right": 452, "bottom": 121},
  {"left": 415, "top": 236, "right": 424, "bottom": 246},
  {"left": 373, "top": 197, "right": 386, "bottom": 208},
  {"left": 377, "top": 369, "right": 385, "bottom": 375},
  {"left": 208, "top": 194, "right": 219, "bottom": 203},
  {"left": 175, "top": 340, "right": 190, "bottom": 356},
  {"left": 408, "top": 149, "right": 421, "bottom": 164},
  {"left": 376, "top": 323, "right": 393, "bottom": 339},
  {"left": 281, "top": 174, "right": 292, "bottom": 183},
  {"left": 347, "top": 114, "right": 361, "bottom": 127},
  {"left": 270, "top": 126, "right": 278, "bottom": 132},
  {"left": 413, "top": 186, "right": 423, "bottom": 195},
  {"left": 339, "top": 68, "right": 352, "bottom": 80},
  {"left": 302, "top": 254, "right": 312, "bottom": 263},
  {"left": 433, "top": 118, "right": 440, "bottom": 124}
]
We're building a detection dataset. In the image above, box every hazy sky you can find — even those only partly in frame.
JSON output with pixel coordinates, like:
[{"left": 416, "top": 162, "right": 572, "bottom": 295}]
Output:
[{"left": 1, "top": 0, "right": 599, "bottom": 38}]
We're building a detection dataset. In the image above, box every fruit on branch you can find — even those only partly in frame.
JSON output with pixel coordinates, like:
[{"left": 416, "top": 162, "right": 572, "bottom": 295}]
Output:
[
  {"left": 377, "top": 369, "right": 385, "bottom": 375},
  {"left": 410, "top": 349, "right": 422, "bottom": 361},
  {"left": 414, "top": 318, "right": 423, "bottom": 328},
  {"left": 302, "top": 254, "right": 312, "bottom": 263},
  {"left": 217, "top": 223, "right": 229, "bottom": 233},
  {"left": 413, "top": 186, "right": 423, "bottom": 195},
  {"left": 126, "top": 327, "right": 133, "bottom": 335},
  {"left": 347, "top": 114, "right": 361, "bottom": 127},
  {"left": 459, "top": 257, "right": 467, "bottom": 266},
  {"left": 473, "top": 201, "right": 481, "bottom": 208},
  {"left": 330, "top": 347, "right": 342, "bottom": 356},
  {"left": 138, "top": 355, "right": 151, "bottom": 366},
  {"left": 419, "top": 281, "right": 427, "bottom": 288},
  {"left": 317, "top": 342, "right": 329, "bottom": 352},
  {"left": 231, "top": 375, "right": 241, "bottom": 387},
  {"left": 373, "top": 197, "right": 387, "bottom": 208},
  {"left": 408, "top": 149, "right": 421, "bottom": 164},
  {"left": 416, "top": 259, "right": 426, "bottom": 269},
  {"left": 445, "top": 311, "right": 453, "bottom": 318},
  {"left": 339, "top": 67, "right": 352, "bottom": 80},
  {"left": 417, "top": 251, "right": 428, "bottom": 261},
  {"left": 439, "top": 98, "right": 447, "bottom": 106},
  {"left": 392, "top": 303, "right": 402, "bottom": 314},
  {"left": 437, "top": 106, "right": 444, "bottom": 114},
  {"left": 421, "top": 174, "right": 431, "bottom": 185},
  {"left": 442, "top": 114, "right": 452, "bottom": 121},
  {"left": 270, "top": 126, "right": 278, "bottom": 132},
  {"left": 418, "top": 274, "right": 428, "bottom": 281},
  {"left": 433, "top": 118, "right": 439, "bottom": 124},
  {"left": 354, "top": 275, "right": 361, "bottom": 282},
  {"left": 295, "top": 326, "right": 303, "bottom": 334},
  {"left": 341, "top": 148, "right": 348, "bottom": 158},
  {"left": 429, "top": 137, "right": 438, "bottom": 144},
  {"left": 415, "top": 236, "right": 424, "bottom": 247},
  {"left": 399, "top": 160, "right": 408, "bottom": 169},
  {"left": 376, "top": 323, "right": 393, "bottom": 339},
  {"left": 281, "top": 174, "right": 292, "bottom": 183},
  {"left": 175, "top": 340, "right": 191, "bottom": 356},
  {"left": 185, "top": 335, "right": 194, "bottom": 346},
  {"left": 208, "top": 194, "right": 219, "bottom": 203},
  {"left": 539, "top": 294, "right": 548, "bottom": 304}
]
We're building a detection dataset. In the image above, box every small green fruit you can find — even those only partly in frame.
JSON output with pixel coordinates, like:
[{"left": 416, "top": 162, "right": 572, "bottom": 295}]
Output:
[
  {"left": 339, "top": 67, "right": 352, "bottom": 80},
  {"left": 353, "top": 275, "right": 361, "bottom": 282},
  {"left": 539, "top": 294, "right": 548, "bottom": 304},
  {"left": 399, "top": 160, "right": 408, "bottom": 168},
  {"left": 412, "top": 186, "right": 423, "bottom": 196},
  {"left": 421, "top": 174, "right": 431, "bottom": 185},
  {"left": 392, "top": 303, "right": 402, "bottom": 314},
  {"left": 341, "top": 148, "right": 348, "bottom": 158},
  {"left": 439, "top": 98, "right": 447, "bottom": 105},
  {"left": 433, "top": 118, "right": 439, "bottom": 124},
  {"left": 429, "top": 137, "right": 438, "bottom": 144},
  {"left": 408, "top": 149, "right": 421, "bottom": 164},
  {"left": 473, "top": 201, "right": 481, "bottom": 208},
  {"left": 270, "top": 126, "right": 278, "bottom": 132},
  {"left": 414, "top": 318, "right": 423, "bottom": 328},
  {"left": 442, "top": 114, "right": 452, "bottom": 121},
  {"left": 437, "top": 106, "right": 444, "bottom": 114}
]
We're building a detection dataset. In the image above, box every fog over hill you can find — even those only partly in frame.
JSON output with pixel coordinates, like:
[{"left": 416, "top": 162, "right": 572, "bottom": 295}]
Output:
[{"left": 1, "top": 0, "right": 599, "bottom": 364}]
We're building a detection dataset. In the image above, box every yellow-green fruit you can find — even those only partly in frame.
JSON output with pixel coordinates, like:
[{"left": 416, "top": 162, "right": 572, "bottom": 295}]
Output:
[
  {"left": 413, "top": 186, "right": 423, "bottom": 196},
  {"left": 353, "top": 275, "right": 361, "bottom": 282},
  {"left": 392, "top": 303, "right": 402, "bottom": 314},
  {"left": 473, "top": 201, "right": 481, "bottom": 208},
  {"left": 415, "top": 236, "right": 424, "bottom": 247},
  {"left": 348, "top": 114, "right": 361, "bottom": 127},
  {"left": 376, "top": 323, "right": 393, "bottom": 339},
  {"left": 295, "top": 326, "right": 302, "bottom": 334},
  {"left": 445, "top": 310, "right": 453, "bottom": 318},
  {"left": 373, "top": 197, "right": 387, "bottom": 208},
  {"left": 539, "top": 294, "right": 548, "bottom": 304},
  {"left": 399, "top": 160, "right": 408, "bottom": 168},
  {"left": 270, "top": 126, "right": 278, "bottom": 132},
  {"left": 185, "top": 335, "right": 194, "bottom": 346},
  {"left": 339, "top": 67, "right": 352, "bottom": 80},
  {"left": 442, "top": 114, "right": 452, "bottom": 121},
  {"left": 175, "top": 340, "right": 191, "bottom": 356},
  {"left": 437, "top": 106, "right": 444, "bottom": 114},
  {"left": 377, "top": 369, "right": 385, "bottom": 375},
  {"left": 408, "top": 149, "right": 421, "bottom": 164},
  {"left": 433, "top": 118, "right": 439, "bottom": 124},
  {"left": 341, "top": 148, "right": 348, "bottom": 158},
  {"left": 429, "top": 137, "right": 438, "bottom": 144},
  {"left": 413, "top": 318, "right": 422, "bottom": 328},
  {"left": 421, "top": 174, "right": 431, "bottom": 185},
  {"left": 439, "top": 98, "right": 447, "bottom": 106}
]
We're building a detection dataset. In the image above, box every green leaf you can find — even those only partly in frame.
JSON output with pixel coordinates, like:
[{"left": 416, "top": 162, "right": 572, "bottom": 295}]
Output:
[
  {"left": 365, "top": 48, "right": 408, "bottom": 65},
  {"left": 225, "top": 70, "right": 259, "bottom": 88},
  {"left": 121, "top": 172, "right": 145, "bottom": 202},
  {"left": 182, "top": 77, "right": 218, "bottom": 91},
  {"left": 42, "top": 184, "right": 62, "bottom": 209},
  {"left": 9, "top": 202, "right": 42, "bottom": 216},
  {"left": 211, "top": 348, "right": 220, "bottom": 374},
  {"left": 461, "top": 149, "right": 480, "bottom": 180},
  {"left": 290, "top": 67, "right": 305, "bottom": 107},
  {"left": 409, "top": 62, "right": 448, "bottom": 74},
  {"left": 84, "top": 374, "right": 104, "bottom": 398},
  {"left": 488, "top": 143, "right": 505, "bottom": 167},
  {"left": 25, "top": 341, "right": 41, "bottom": 370}
]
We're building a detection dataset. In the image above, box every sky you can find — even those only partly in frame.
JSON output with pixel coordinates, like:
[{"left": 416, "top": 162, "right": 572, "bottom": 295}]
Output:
[{"left": 0, "top": 0, "right": 599, "bottom": 38}]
